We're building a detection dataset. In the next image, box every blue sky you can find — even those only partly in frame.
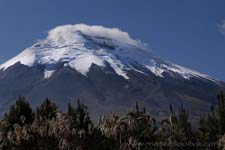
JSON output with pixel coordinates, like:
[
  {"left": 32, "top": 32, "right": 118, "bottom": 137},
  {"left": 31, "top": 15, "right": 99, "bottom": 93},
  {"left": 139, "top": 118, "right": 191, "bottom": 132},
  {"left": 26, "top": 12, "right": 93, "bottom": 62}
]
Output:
[{"left": 0, "top": 0, "right": 225, "bottom": 80}]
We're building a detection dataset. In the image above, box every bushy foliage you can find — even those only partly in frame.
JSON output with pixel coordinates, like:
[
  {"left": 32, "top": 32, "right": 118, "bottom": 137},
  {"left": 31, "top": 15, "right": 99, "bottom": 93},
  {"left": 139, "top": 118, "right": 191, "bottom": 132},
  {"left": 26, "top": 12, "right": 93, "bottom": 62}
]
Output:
[{"left": 0, "top": 92, "right": 225, "bottom": 150}]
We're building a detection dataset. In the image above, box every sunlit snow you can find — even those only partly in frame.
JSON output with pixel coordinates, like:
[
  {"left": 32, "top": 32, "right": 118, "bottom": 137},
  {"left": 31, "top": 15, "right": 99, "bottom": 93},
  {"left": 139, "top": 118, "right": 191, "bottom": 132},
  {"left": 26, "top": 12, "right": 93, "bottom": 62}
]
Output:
[{"left": 0, "top": 24, "right": 220, "bottom": 84}]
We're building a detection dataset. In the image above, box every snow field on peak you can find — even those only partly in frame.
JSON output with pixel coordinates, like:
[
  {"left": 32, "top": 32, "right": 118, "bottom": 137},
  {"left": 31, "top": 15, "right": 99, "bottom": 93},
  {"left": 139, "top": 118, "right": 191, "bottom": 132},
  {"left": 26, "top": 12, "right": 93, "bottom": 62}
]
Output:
[{"left": 0, "top": 24, "right": 221, "bottom": 85}]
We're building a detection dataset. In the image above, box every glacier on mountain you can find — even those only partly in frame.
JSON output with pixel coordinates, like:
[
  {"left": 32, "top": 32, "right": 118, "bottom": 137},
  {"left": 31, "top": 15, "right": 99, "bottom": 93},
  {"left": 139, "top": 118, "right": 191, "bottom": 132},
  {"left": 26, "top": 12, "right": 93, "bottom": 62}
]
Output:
[{"left": 0, "top": 24, "right": 220, "bottom": 84}]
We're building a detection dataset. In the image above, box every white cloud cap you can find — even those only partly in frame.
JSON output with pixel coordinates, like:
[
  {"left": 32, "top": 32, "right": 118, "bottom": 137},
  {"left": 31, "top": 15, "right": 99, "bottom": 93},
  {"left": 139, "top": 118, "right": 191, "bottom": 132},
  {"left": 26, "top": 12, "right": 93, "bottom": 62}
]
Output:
[{"left": 47, "top": 24, "right": 143, "bottom": 47}]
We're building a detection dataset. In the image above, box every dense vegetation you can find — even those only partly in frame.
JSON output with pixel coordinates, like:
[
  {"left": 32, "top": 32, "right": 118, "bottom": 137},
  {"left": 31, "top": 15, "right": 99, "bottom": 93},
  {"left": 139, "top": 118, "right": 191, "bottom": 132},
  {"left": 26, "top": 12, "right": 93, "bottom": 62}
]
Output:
[{"left": 0, "top": 92, "right": 225, "bottom": 150}]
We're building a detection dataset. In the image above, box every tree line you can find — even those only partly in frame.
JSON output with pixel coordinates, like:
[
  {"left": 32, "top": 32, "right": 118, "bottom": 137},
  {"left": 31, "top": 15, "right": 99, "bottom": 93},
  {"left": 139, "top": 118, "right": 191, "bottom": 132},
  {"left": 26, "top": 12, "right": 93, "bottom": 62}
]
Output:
[{"left": 0, "top": 92, "right": 225, "bottom": 150}]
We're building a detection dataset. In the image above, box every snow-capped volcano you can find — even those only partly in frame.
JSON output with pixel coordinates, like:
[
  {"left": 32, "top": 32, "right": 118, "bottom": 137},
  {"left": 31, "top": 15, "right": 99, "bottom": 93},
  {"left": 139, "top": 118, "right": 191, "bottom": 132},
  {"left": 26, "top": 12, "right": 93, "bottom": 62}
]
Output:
[
  {"left": 0, "top": 24, "right": 224, "bottom": 118},
  {"left": 0, "top": 24, "right": 220, "bottom": 84}
]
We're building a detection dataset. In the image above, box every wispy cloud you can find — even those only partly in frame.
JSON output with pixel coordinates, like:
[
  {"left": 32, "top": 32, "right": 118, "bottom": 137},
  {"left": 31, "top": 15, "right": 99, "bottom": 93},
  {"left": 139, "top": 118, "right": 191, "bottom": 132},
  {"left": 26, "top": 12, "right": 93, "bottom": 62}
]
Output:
[
  {"left": 48, "top": 24, "right": 145, "bottom": 48},
  {"left": 219, "top": 20, "right": 225, "bottom": 35}
]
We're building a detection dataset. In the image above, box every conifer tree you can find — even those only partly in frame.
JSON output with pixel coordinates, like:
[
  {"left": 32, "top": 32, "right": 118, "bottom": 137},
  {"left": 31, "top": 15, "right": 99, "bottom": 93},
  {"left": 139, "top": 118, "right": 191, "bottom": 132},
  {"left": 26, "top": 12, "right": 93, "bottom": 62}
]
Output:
[
  {"left": 4, "top": 96, "right": 33, "bottom": 127},
  {"left": 178, "top": 104, "right": 191, "bottom": 136},
  {"left": 67, "top": 98, "right": 92, "bottom": 131},
  {"left": 202, "top": 92, "right": 225, "bottom": 137},
  {"left": 35, "top": 98, "right": 58, "bottom": 150},
  {"left": 36, "top": 98, "right": 57, "bottom": 121},
  {"left": 214, "top": 91, "right": 225, "bottom": 135}
]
